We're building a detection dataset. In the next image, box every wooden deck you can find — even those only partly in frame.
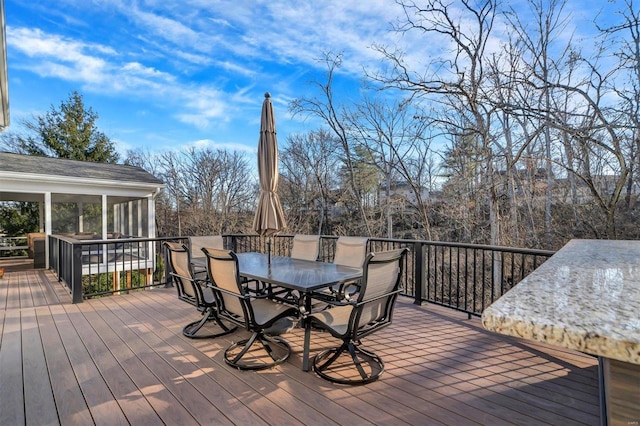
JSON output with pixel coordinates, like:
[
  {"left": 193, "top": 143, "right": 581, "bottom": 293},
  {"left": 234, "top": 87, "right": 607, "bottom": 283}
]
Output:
[{"left": 0, "top": 269, "right": 600, "bottom": 425}]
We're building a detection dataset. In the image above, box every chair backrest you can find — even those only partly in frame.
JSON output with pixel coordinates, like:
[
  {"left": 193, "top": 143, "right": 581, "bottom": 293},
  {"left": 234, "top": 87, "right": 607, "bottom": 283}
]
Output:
[
  {"left": 354, "top": 248, "right": 408, "bottom": 334},
  {"left": 164, "top": 241, "right": 198, "bottom": 303},
  {"left": 333, "top": 236, "right": 369, "bottom": 269},
  {"left": 290, "top": 234, "right": 320, "bottom": 261},
  {"left": 189, "top": 235, "right": 224, "bottom": 260},
  {"left": 202, "top": 248, "right": 246, "bottom": 320}
]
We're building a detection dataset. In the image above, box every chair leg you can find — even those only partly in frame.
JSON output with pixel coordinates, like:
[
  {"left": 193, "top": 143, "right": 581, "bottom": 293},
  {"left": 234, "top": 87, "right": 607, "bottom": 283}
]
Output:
[
  {"left": 224, "top": 332, "right": 291, "bottom": 371},
  {"left": 313, "top": 341, "right": 385, "bottom": 385},
  {"left": 182, "top": 307, "right": 237, "bottom": 339}
]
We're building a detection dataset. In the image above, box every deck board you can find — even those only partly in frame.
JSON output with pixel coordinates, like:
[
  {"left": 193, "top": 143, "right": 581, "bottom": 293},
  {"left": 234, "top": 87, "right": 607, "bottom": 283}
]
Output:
[
  {"left": 21, "top": 306, "right": 58, "bottom": 426},
  {"left": 0, "top": 269, "right": 601, "bottom": 425},
  {"left": 0, "top": 309, "right": 25, "bottom": 426},
  {"left": 36, "top": 305, "right": 95, "bottom": 425}
]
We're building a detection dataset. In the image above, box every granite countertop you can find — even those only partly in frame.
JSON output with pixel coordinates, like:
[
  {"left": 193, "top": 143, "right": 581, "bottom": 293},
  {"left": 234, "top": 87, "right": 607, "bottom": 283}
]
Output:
[{"left": 481, "top": 239, "right": 640, "bottom": 364}]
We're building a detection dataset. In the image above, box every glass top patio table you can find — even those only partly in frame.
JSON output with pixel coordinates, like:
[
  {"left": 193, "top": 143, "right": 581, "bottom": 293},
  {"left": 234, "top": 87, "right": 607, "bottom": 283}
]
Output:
[
  {"left": 193, "top": 252, "right": 362, "bottom": 371},
  {"left": 236, "top": 252, "right": 362, "bottom": 292}
]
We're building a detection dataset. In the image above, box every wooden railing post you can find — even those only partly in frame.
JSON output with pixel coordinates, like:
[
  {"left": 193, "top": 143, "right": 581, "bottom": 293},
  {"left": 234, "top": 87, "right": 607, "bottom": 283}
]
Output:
[
  {"left": 72, "top": 243, "right": 83, "bottom": 303},
  {"left": 413, "top": 241, "right": 424, "bottom": 305}
]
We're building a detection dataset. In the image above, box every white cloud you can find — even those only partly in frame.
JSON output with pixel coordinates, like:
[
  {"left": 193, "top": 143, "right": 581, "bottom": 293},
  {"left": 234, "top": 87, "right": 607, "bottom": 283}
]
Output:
[
  {"left": 8, "top": 25, "right": 231, "bottom": 128},
  {"left": 181, "top": 138, "right": 257, "bottom": 154}
]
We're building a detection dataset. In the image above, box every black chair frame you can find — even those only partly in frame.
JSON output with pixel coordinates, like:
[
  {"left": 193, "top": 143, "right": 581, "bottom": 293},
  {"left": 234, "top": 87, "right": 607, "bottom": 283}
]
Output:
[
  {"left": 164, "top": 242, "right": 237, "bottom": 339},
  {"left": 203, "top": 248, "right": 299, "bottom": 371},
  {"left": 307, "top": 248, "right": 408, "bottom": 385}
]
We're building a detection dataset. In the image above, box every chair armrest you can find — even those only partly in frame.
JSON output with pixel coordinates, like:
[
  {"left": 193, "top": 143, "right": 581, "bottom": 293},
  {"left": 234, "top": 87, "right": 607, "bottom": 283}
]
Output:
[
  {"left": 353, "top": 289, "right": 402, "bottom": 307},
  {"left": 207, "top": 284, "right": 253, "bottom": 301}
]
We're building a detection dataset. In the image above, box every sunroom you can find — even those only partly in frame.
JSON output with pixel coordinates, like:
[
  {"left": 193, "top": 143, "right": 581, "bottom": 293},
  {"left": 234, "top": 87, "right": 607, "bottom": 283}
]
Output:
[{"left": 0, "top": 152, "right": 164, "bottom": 272}]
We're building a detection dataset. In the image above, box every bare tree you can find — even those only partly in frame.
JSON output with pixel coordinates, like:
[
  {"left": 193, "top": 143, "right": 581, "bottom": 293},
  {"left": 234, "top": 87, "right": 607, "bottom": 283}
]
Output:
[
  {"left": 280, "top": 129, "right": 341, "bottom": 235},
  {"left": 290, "top": 52, "right": 373, "bottom": 236},
  {"left": 596, "top": 0, "right": 640, "bottom": 210},
  {"left": 373, "top": 0, "right": 502, "bottom": 245},
  {"left": 346, "top": 96, "right": 435, "bottom": 239}
]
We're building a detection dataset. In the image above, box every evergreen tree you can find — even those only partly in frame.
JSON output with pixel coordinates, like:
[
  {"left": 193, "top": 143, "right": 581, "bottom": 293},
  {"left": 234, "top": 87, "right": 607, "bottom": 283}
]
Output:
[{"left": 11, "top": 91, "right": 119, "bottom": 163}]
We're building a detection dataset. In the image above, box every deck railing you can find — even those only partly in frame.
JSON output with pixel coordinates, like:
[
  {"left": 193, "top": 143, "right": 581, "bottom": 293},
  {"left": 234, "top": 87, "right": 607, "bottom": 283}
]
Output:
[
  {"left": 0, "top": 235, "right": 29, "bottom": 258},
  {"left": 49, "top": 235, "right": 187, "bottom": 303},
  {"left": 47, "top": 233, "right": 554, "bottom": 315},
  {"left": 226, "top": 234, "right": 555, "bottom": 317}
]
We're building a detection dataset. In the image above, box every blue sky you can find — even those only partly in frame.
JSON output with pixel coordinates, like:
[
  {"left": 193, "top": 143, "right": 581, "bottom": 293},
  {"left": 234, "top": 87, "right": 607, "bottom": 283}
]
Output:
[{"left": 2, "top": 0, "right": 619, "bottom": 159}]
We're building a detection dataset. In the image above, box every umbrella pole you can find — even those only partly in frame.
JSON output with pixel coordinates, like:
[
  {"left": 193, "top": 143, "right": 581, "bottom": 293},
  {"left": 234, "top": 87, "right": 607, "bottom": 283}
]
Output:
[{"left": 267, "top": 237, "right": 272, "bottom": 265}]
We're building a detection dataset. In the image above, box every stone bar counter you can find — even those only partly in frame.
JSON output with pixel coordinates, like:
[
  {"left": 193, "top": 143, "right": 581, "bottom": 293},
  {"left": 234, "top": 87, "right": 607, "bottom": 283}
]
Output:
[{"left": 482, "top": 239, "right": 639, "bottom": 426}]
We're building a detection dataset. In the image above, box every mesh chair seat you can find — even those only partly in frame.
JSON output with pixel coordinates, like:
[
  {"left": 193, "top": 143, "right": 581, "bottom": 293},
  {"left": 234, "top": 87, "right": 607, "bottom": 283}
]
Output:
[
  {"left": 250, "top": 298, "right": 296, "bottom": 325},
  {"left": 307, "top": 304, "right": 352, "bottom": 336},
  {"left": 307, "top": 248, "right": 408, "bottom": 385}
]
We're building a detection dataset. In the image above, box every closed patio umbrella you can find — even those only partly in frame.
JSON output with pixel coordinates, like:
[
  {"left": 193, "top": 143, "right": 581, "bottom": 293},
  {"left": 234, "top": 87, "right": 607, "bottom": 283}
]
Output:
[{"left": 253, "top": 93, "right": 286, "bottom": 261}]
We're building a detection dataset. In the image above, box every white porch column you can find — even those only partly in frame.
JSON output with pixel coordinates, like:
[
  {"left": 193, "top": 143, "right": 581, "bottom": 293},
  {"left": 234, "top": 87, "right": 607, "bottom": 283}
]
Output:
[
  {"left": 137, "top": 199, "right": 143, "bottom": 237},
  {"left": 44, "top": 192, "right": 51, "bottom": 268},
  {"left": 120, "top": 204, "right": 126, "bottom": 235},
  {"left": 113, "top": 204, "right": 120, "bottom": 233},
  {"left": 147, "top": 195, "right": 156, "bottom": 238},
  {"left": 78, "top": 201, "right": 84, "bottom": 232},
  {"left": 101, "top": 195, "right": 108, "bottom": 239},
  {"left": 128, "top": 201, "right": 134, "bottom": 236}
]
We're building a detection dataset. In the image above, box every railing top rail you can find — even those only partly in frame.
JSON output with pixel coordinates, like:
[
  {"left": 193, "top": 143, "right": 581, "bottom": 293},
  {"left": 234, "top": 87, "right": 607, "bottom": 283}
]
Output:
[
  {"left": 50, "top": 235, "right": 186, "bottom": 245},
  {"left": 220, "top": 233, "right": 556, "bottom": 256}
]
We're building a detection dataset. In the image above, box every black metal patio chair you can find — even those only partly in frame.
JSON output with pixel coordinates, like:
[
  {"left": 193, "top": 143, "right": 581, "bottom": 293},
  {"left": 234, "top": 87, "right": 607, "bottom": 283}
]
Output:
[
  {"left": 202, "top": 247, "right": 299, "bottom": 371},
  {"left": 306, "top": 247, "right": 408, "bottom": 385},
  {"left": 164, "top": 242, "right": 236, "bottom": 339}
]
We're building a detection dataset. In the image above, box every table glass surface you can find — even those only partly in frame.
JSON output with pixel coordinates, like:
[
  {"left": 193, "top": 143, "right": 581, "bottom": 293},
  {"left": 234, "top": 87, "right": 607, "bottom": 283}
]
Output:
[{"left": 236, "top": 252, "right": 361, "bottom": 292}]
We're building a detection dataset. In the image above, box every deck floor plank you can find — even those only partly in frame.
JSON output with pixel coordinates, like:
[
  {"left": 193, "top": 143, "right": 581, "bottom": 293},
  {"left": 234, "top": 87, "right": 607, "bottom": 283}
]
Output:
[
  {"left": 0, "top": 270, "right": 602, "bottom": 426},
  {"left": 19, "top": 271, "right": 35, "bottom": 309},
  {"left": 35, "top": 305, "right": 95, "bottom": 425},
  {"left": 21, "top": 307, "right": 59, "bottom": 426},
  {"left": 76, "top": 301, "right": 201, "bottom": 426},
  {"left": 36, "top": 270, "right": 68, "bottom": 306},
  {"left": 0, "top": 309, "right": 25, "bottom": 426},
  {"left": 5, "top": 270, "right": 20, "bottom": 309},
  {"left": 27, "top": 271, "right": 49, "bottom": 307},
  {"left": 132, "top": 289, "right": 420, "bottom": 426},
  {"left": 99, "top": 294, "right": 257, "bottom": 426}
]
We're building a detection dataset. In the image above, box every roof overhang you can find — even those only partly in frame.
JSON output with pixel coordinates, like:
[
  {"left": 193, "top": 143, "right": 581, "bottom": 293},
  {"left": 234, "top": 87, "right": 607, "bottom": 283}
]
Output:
[{"left": 0, "top": 170, "right": 164, "bottom": 203}]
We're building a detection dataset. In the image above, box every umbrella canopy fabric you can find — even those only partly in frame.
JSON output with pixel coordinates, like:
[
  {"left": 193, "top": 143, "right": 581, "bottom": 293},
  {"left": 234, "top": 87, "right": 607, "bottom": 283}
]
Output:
[{"left": 252, "top": 92, "right": 286, "bottom": 237}]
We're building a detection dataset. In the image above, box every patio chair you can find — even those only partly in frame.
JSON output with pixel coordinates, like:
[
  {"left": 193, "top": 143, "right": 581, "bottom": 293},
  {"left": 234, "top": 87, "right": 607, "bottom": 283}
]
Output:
[
  {"left": 290, "top": 234, "right": 320, "bottom": 261},
  {"left": 306, "top": 248, "right": 408, "bottom": 385},
  {"left": 315, "top": 236, "right": 369, "bottom": 302},
  {"left": 189, "top": 235, "right": 224, "bottom": 278},
  {"left": 164, "top": 242, "right": 236, "bottom": 339},
  {"left": 264, "top": 234, "right": 322, "bottom": 303},
  {"left": 202, "top": 247, "right": 299, "bottom": 370}
]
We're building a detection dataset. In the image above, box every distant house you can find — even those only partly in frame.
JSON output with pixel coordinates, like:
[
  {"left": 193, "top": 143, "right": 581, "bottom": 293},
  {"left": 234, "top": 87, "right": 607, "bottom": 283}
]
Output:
[
  {"left": 0, "top": 152, "right": 164, "bottom": 267},
  {"left": 378, "top": 181, "right": 437, "bottom": 209}
]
